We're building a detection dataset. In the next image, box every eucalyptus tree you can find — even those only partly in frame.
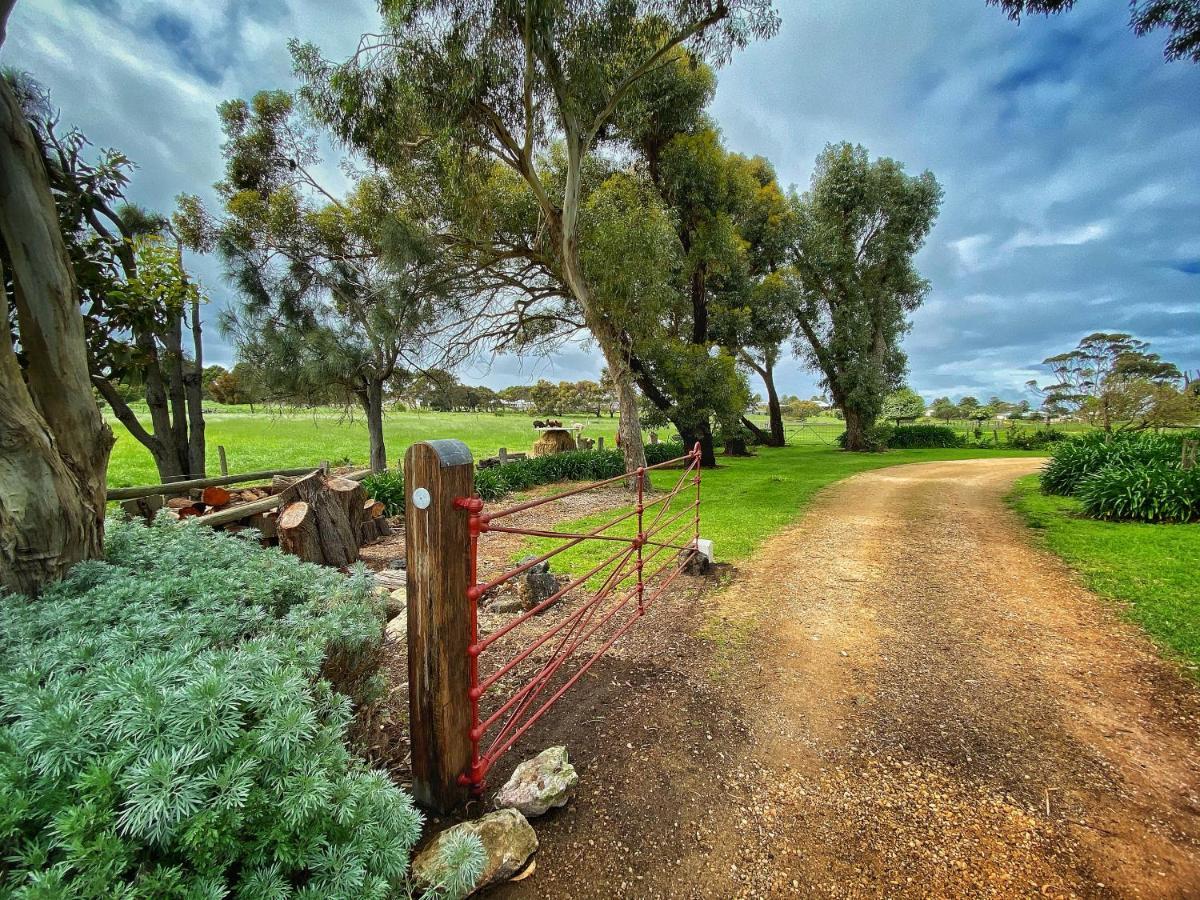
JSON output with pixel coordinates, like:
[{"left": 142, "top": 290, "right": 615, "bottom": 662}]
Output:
[
  {"left": 181, "top": 90, "right": 458, "bottom": 472},
  {"left": 787, "top": 143, "right": 942, "bottom": 452},
  {"left": 10, "top": 72, "right": 208, "bottom": 482},
  {"left": 291, "top": 0, "right": 779, "bottom": 478},
  {"left": 0, "top": 45, "right": 112, "bottom": 592}
]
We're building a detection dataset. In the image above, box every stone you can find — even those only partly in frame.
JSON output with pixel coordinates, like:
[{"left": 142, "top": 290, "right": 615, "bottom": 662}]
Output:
[
  {"left": 489, "top": 595, "right": 527, "bottom": 614},
  {"left": 681, "top": 546, "right": 712, "bottom": 576},
  {"left": 518, "top": 555, "right": 550, "bottom": 575},
  {"left": 494, "top": 746, "right": 579, "bottom": 817},
  {"left": 518, "top": 571, "right": 559, "bottom": 609},
  {"left": 384, "top": 586, "right": 406, "bottom": 622},
  {"left": 385, "top": 614, "right": 407, "bottom": 641},
  {"left": 387, "top": 555, "right": 406, "bottom": 570},
  {"left": 411, "top": 808, "right": 537, "bottom": 894}
]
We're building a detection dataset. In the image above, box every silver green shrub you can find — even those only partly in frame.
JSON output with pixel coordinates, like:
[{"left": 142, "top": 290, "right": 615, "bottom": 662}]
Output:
[{"left": 0, "top": 517, "right": 482, "bottom": 898}]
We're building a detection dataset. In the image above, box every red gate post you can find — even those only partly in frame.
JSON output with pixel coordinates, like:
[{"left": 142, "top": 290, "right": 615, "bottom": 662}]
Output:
[{"left": 405, "top": 439, "right": 474, "bottom": 812}]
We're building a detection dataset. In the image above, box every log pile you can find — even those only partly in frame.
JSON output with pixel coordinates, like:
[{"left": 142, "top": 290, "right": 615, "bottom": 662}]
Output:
[{"left": 119, "top": 466, "right": 393, "bottom": 567}]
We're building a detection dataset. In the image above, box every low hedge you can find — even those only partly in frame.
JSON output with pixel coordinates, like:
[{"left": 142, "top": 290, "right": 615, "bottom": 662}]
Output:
[
  {"left": 364, "top": 441, "right": 688, "bottom": 511},
  {"left": 0, "top": 518, "right": 482, "bottom": 898},
  {"left": 837, "top": 424, "right": 962, "bottom": 451}
]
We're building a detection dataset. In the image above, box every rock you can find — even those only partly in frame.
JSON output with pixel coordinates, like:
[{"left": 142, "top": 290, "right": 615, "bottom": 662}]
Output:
[
  {"left": 519, "top": 571, "right": 559, "bottom": 609},
  {"left": 518, "top": 555, "right": 550, "bottom": 575},
  {"left": 489, "top": 594, "right": 528, "bottom": 614},
  {"left": 681, "top": 547, "right": 712, "bottom": 576},
  {"left": 384, "top": 586, "right": 406, "bottom": 621},
  {"left": 494, "top": 746, "right": 579, "bottom": 817},
  {"left": 412, "top": 808, "right": 537, "bottom": 894},
  {"left": 388, "top": 555, "right": 406, "bottom": 570},
  {"left": 385, "top": 615, "right": 407, "bottom": 641}
]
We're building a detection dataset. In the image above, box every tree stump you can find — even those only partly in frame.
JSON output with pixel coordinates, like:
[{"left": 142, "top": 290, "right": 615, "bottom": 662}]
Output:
[{"left": 278, "top": 501, "right": 321, "bottom": 561}]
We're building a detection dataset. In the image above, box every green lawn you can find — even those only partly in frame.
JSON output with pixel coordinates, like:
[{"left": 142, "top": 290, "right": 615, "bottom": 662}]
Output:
[
  {"left": 105, "top": 404, "right": 627, "bottom": 487},
  {"left": 1009, "top": 475, "right": 1200, "bottom": 673},
  {"left": 527, "top": 444, "right": 1045, "bottom": 581}
]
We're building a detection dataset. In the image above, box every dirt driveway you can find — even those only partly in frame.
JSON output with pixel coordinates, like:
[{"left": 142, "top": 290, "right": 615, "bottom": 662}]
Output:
[{"left": 488, "top": 458, "right": 1200, "bottom": 899}]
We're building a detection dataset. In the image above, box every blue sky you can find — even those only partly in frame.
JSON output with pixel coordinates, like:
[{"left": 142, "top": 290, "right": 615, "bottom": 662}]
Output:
[{"left": 7, "top": 0, "right": 1198, "bottom": 402}]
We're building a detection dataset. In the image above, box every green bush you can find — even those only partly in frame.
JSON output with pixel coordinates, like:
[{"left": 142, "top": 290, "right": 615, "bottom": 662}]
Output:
[
  {"left": 1005, "top": 426, "right": 1068, "bottom": 450},
  {"left": 836, "top": 424, "right": 961, "bottom": 451},
  {"left": 882, "top": 424, "right": 963, "bottom": 449},
  {"left": 361, "top": 470, "right": 406, "bottom": 516},
  {"left": 1076, "top": 463, "right": 1200, "bottom": 523},
  {"left": 0, "top": 518, "right": 483, "bottom": 898},
  {"left": 1040, "top": 431, "right": 1182, "bottom": 497},
  {"left": 362, "top": 443, "right": 690, "bottom": 510}
]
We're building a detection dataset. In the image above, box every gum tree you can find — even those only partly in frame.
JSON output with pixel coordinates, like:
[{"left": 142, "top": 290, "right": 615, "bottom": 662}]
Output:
[
  {"left": 788, "top": 143, "right": 942, "bottom": 452},
  {"left": 0, "top": 6, "right": 113, "bottom": 595},
  {"left": 292, "top": 0, "right": 779, "bottom": 478}
]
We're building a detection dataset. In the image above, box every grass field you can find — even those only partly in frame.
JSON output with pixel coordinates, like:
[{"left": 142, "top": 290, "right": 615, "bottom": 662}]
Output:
[
  {"left": 1009, "top": 475, "right": 1200, "bottom": 673},
  {"left": 529, "top": 444, "right": 1047, "bottom": 579},
  {"left": 105, "top": 404, "right": 629, "bottom": 487}
]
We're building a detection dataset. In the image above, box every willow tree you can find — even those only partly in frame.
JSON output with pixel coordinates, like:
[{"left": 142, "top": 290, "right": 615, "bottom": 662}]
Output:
[
  {"left": 788, "top": 143, "right": 942, "bottom": 452},
  {"left": 292, "top": 0, "right": 778, "bottom": 477},
  {"left": 1, "top": 14, "right": 113, "bottom": 594}
]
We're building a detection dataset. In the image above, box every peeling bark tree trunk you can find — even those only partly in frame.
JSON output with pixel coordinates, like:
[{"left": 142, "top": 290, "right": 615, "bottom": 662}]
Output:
[
  {"left": 0, "top": 77, "right": 113, "bottom": 596},
  {"left": 841, "top": 405, "right": 873, "bottom": 452}
]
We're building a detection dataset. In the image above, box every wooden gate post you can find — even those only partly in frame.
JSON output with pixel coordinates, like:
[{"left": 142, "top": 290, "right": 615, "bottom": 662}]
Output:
[{"left": 405, "top": 439, "right": 474, "bottom": 812}]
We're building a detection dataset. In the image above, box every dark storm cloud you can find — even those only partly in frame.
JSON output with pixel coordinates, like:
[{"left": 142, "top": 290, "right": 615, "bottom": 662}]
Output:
[{"left": 6, "top": 0, "right": 1199, "bottom": 398}]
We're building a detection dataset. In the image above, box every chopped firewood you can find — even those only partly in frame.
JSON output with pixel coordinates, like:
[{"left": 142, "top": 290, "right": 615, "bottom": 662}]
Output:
[
  {"left": 364, "top": 498, "right": 386, "bottom": 519},
  {"left": 177, "top": 505, "right": 203, "bottom": 519},
  {"left": 166, "top": 496, "right": 200, "bottom": 510},
  {"left": 201, "top": 486, "right": 232, "bottom": 508}
]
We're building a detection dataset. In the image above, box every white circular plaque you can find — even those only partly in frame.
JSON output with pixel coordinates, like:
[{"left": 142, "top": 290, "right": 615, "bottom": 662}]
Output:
[{"left": 412, "top": 487, "right": 431, "bottom": 510}]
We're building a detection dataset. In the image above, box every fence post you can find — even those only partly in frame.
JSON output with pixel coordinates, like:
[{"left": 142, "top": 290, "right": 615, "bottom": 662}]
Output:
[
  {"left": 597, "top": 436, "right": 604, "bottom": 451},
  {"left": 499, "top": 447, "right": 508, "bottom": 465},
  {"left": 217, "top": 445, "right": 228, "bottom": 476},
  {"left": 405, "top": 439, "right": 474, "bottom": 812}
]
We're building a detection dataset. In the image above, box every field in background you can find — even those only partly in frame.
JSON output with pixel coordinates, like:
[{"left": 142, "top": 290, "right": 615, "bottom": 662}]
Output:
[
  {"left": 105, "top": 404, "right": 626, "bottom": 487},
  {"left": 105, "top": 402, "right": 1080, "bottom": 487},
  {"left": 1009, "top": 475, "right": 1200, "bottom": 673}
]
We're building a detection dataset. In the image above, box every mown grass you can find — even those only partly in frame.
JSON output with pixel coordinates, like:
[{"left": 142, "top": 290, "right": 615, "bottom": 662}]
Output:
[
  {"left": 1009, "top": 475, "right": 1200, "bottom": 673},
  {"left": 525, "top": 444, "right": 1046, "bottom": 581}
]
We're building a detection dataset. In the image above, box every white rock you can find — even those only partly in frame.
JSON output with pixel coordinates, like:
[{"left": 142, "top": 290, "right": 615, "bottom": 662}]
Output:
[{"left": 494, "top": 746, "right": 579, "bottom": 817}]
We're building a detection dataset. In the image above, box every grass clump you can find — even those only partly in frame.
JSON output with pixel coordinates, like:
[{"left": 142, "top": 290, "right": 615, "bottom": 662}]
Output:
[{"left": 0, "top": 517, "right": 482, "bottom": 898}]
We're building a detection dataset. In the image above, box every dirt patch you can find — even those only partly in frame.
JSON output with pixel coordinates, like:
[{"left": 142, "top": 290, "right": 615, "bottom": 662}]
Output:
[{"left": 481, "top": 458, "right": 1200, "bottom": 898}]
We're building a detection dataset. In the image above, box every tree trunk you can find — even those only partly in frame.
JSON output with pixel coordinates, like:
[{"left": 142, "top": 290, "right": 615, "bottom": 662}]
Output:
[
  {"left": 678, "top": 421, "right": 717, "bottom": 467},
  {"left": 841, "top": 405, "right": 874, "bottom": 452},
  {"left": 741, "top": 416, "right": 770, "bottom": 446},
  {"left": 185, "top": 283, "right": 206, "bottom": 477},
  {"left": 360, "top": 378, "right": 388, "bottom": 473},
  {"left": 0, "top": 79, "right": 113, "bottom": 596},
  {"left": 723, "top": 434, "right": 751, "bottom": 456},
  {"left": 762, "top": 362, "right": 785, "bottom": 447}
]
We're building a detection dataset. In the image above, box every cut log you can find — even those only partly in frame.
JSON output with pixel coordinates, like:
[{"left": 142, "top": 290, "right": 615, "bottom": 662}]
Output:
[
  {"left": 120, "top": 494, "right": 164, "bottom": 523},
  {"left": 201, "top": 486, "right": 232, "bottom": 508},
  {"left": 167, "top": 496, "right": 200, "bottom": 510},
  {"left": 177, "top": 506, "right": 203, "bottom": 519},
  {"left": 278, "top": 501, "right": 322, "bottom": 563},
  {"left": 247, "top": 510, "right": 277, "bottom": 542},
  {"left": 281, "top": 471, "right": 358, "bottom": 567},
  {"left": 192, "top": 493, "right": 281, "bottom": 528},
  {"left": 364, "top": 499, "right": 385, "bottom": 519}
]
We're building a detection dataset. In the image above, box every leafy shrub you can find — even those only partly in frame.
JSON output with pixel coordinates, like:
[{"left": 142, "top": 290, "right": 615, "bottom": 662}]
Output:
[
  {"left": 1076, "top": 463, "right": 1200, "bottom": 523},
  {"left": 1005, "top": 426, "right": 1068, "bottom": 450},
  {"left": 836, "top": 424, "right": 893, "bottom": 451},
  {"left": 0, "top": 518, "right": 483, "bottom": 898},
  {"left": 1040, "top": 431, "right": 1182, "bottom": 496},
  {"left": 882, "top": 424, "right": 963, "bottom": 449},
  {"left": 361, "top": 470, "right": 407, "bottom": 516},
  {"left": 362, "top": 443, "right": 690, "bottom": 510}
]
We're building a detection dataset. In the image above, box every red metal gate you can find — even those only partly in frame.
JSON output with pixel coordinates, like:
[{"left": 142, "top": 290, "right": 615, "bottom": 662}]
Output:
[{"left": 453, "top": 444, "right": 702, "bottom": 792}]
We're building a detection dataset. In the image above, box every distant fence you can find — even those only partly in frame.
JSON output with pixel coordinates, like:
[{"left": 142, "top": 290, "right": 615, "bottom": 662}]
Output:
[{"left": 783, "top": 419, "right": 1087, "bottom": 446}]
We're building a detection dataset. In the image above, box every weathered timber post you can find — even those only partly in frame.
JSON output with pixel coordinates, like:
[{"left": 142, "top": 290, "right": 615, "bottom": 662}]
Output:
[
  {"left": 217, "top": 445, "right": 229, "bottom": 476},
  {"left": 597, "top": 436, "right": 604, "bottom": 451},
  {"left": 498, "top": 447, "right": 508, "bottom": 465},
  {"left": 405, "top": 439, "right": 474, "bottom": 812}
]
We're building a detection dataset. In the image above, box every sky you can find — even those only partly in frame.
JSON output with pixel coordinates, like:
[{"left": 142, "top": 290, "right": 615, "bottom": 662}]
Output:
[{"left": 6, "top": 0, "right": 1198, "bottom": 403}]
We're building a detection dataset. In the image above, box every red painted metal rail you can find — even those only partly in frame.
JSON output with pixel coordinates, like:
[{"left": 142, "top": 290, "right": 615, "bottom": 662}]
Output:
[{"left": 453, "top": 444, "right": 703, "bottom": 792}]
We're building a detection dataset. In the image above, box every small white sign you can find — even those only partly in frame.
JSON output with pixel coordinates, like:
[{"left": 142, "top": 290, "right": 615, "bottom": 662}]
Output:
[{"left": 412, "top": 487, "right": 431, "bottom": 510}]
